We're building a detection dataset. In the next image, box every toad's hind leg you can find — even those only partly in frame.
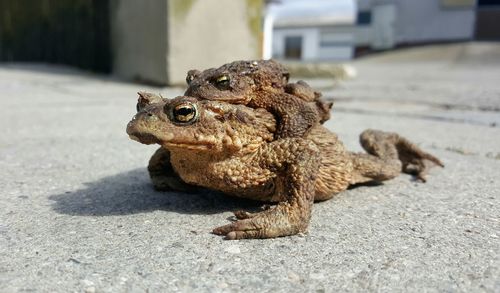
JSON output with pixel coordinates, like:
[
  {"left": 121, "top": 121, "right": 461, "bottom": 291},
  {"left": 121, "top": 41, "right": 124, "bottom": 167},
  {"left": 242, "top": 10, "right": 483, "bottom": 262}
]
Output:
[
  {"left": 148, "top": 147, "right": 197, "bottom": 192},
  {"left": 350, "top": 129, "right": 444, "bottom": 184},
  {"left": 213, "top": 139, "right": 321, "bottom": 240}
]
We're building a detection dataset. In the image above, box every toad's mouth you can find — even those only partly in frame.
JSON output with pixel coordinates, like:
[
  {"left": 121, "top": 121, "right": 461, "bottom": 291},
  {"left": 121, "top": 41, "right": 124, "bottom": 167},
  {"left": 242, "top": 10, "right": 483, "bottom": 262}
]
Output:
[
  {"left": 128, "top": 133, "right": 160, "bottom": 145},
  {"left": 162, "top": 134, "right": 219, "bottom": 150},
  {"left": 127, "top": 120, "right": 217, "bottom": 150},
  {"left": 128, "top": 133, "right": 215, "bottom": 151},
  {"left": 162, "top": 142, "right": 214, "bottom": 150},
  {"left": 128, "top": 133, "right": 215, "bottom": 150}
]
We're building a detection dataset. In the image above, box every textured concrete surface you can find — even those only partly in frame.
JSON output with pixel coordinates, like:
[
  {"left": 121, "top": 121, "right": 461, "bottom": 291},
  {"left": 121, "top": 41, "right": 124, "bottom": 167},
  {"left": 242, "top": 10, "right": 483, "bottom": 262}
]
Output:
[{"left": 1, "top": 43, "right": 499, "bottom": 292}]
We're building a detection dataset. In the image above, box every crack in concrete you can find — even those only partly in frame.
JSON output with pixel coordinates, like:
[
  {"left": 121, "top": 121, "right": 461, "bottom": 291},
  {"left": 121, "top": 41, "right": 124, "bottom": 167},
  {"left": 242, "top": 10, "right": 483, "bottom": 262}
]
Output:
[
  {"left": 430, "top": 145, "right": 500, "bottom": 161},
  {"left": 334, "top": 107, "right": 498, "bottom": 128},
  {"left": 329, "top": 96, "right": 500, "bottom": 113}
]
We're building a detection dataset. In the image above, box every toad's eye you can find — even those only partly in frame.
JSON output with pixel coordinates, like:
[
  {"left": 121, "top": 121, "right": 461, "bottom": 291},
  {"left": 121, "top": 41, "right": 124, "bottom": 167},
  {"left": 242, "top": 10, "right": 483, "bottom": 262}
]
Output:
[
  {"left": 171, "top": 103, "right": 198, "bottom": 124},
  {"left": 214, "top": 75, "right": 230, "bottom": 90}
]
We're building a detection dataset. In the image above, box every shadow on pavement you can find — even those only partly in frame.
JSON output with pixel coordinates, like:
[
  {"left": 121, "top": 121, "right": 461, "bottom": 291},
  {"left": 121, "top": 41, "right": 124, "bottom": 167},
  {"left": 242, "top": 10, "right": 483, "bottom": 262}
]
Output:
[{"left": 49, "top": 168, "right": 260, "bottom": 216}]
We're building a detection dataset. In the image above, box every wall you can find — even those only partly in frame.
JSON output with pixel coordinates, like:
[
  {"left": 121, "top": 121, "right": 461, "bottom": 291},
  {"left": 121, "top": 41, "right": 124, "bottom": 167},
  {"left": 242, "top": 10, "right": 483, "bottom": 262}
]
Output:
[
  {"left": 354, "top": 0, "right": 475, "bottom": 50},
  {"left": 110, "top": 0, "right": 168, "bottom": 84},
  {"left": 166, "top": 0, "right": 262, "bottom": 85},
  {"left": 393, "top": 0, "right": 475, "bottom": 43},
  {"left": 371, "top": 4, "right": 396, "bottom": 49},
  {"left": 272, "top": 27, "right": 319, "bottom": 60},
  {"left": 318, "top": 27, "right": 355, "bottom": 60},
  {"left": 273, "top": 26, "right": 354, "bottom": 61},
  {"left": 111, "top": 0, "right": 262, "bottom": 85}
]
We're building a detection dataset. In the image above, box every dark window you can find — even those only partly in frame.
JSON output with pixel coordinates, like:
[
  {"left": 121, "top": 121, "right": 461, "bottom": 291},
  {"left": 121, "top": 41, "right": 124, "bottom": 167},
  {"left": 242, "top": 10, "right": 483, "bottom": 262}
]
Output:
[
  {"left": 475, "top": 9, "right": 500, "bottom": 40},
  {"left": 0, "top": 0, "right": 111, "bottom": 73},
  {"left": 284, "top": 36, "right": 302, "bottom": 59},
  {"left": 478, "top": 0, "right": 500, "bottom": 6},
  {"left": 357, "top": 11, "right": 372, "bottom": 25}
]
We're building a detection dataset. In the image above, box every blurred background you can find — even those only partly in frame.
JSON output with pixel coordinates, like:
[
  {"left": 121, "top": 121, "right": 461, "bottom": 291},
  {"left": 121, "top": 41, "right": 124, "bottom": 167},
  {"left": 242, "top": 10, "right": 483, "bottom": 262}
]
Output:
[{"left": 1, "top": 0, "right": 499, "bottom": 85}]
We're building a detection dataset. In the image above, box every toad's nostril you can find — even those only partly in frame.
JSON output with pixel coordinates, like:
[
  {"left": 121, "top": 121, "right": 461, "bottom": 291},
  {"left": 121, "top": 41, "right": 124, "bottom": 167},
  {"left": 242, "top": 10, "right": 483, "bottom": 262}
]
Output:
[
  {"left": 141, "top": 110, "right": 157, "bottom": 120},
  {"left": 145, "top": 113, "right": 158, "bottom": 121}
]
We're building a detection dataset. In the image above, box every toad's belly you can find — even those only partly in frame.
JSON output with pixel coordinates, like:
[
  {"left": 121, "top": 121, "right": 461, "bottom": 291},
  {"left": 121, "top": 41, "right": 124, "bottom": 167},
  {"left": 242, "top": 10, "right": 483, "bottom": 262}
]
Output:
[
  {"left": 170, "top": 154, "right": 281, "bottom": 202},
  {"left": 182, "top": 169, "right": 279, "bottom": 202}
]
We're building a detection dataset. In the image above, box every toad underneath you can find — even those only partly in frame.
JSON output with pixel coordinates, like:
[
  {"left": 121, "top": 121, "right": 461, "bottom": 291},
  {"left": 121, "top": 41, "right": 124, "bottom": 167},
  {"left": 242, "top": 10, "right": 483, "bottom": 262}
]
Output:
[{"left": 126, "top": 95, "right": 443, "bottom": 240}]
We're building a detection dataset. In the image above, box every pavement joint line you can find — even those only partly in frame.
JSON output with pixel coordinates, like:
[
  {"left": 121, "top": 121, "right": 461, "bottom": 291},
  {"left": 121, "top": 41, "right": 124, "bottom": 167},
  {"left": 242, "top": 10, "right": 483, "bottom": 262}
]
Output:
[{"left": 333, "top": 107, "right": 499, "bottom": 127}]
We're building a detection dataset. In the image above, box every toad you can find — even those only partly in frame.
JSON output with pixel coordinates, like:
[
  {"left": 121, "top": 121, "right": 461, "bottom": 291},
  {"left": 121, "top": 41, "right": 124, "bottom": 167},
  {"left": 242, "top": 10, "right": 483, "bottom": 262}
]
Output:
[
  {"left": 184, "top": 59, "right": 332, "bottom": 138},
  {"left": 126, "top": 95, "right": 443, "bottom": 239}
]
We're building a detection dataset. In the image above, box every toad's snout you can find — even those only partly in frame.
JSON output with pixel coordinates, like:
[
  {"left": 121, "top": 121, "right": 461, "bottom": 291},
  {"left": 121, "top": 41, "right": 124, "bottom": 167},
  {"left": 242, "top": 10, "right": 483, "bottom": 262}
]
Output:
[
  {"left": 139, "top": 110, "right": 160, "bottom": 122},
  {"left": 126, "top": 112, "right": 162, "bottom": 145}
]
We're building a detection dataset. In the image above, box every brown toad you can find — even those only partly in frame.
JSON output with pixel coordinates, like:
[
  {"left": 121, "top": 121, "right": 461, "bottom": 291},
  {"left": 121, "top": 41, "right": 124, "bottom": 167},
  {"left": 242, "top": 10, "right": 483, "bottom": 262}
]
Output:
[
  {"left": 184, "top": 59, "right": 332, "bottom": 138},
  {"left": 126, "top": 95, "right": 443, "bottom": 239}
]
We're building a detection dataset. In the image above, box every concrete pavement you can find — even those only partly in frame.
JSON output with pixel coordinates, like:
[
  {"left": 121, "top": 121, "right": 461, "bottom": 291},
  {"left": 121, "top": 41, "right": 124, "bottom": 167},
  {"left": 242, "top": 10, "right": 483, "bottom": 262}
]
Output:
[{"left": 0, "top": 43, "right": 499, "bottom": 292}]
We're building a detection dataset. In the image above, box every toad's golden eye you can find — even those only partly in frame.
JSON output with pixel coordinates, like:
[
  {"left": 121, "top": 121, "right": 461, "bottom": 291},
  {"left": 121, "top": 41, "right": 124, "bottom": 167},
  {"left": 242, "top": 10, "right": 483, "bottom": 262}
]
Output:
[
  {"left": 214, "top": 75, "right": 230, "bottom": 90},
  {"left": 171, "top": 103, "right": 198, "bottom": 124}
]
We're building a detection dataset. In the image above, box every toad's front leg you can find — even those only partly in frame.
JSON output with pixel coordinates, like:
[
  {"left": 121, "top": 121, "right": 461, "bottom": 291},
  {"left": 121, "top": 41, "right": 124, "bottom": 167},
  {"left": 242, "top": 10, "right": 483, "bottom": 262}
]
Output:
[
  {"left": 148, "top": 147, "right": 198, "bottom": 192},
  {"left": 213, "top": 139, "right": 321, "bottom": 239},
  {"left": 251, "top": 93, "right": 321, "bottom": 139}
]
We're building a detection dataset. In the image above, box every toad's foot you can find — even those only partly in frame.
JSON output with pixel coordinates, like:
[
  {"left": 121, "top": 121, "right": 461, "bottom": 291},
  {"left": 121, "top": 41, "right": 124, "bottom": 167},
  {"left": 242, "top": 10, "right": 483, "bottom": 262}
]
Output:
[
  {"left": 351, "top": 129, "right": 444, "bottom": 184},
  {"left": 232, "top": 210, "right": 256, "bottom": 220},
  {"left": 232, "top": 205, "right": 272, "bottom": 220},
  {"left": 400, "top": 148, "right": 444, "bottom": 182},
  {"left": 213, "top": 203, "right": 309, "bottom": 240}
]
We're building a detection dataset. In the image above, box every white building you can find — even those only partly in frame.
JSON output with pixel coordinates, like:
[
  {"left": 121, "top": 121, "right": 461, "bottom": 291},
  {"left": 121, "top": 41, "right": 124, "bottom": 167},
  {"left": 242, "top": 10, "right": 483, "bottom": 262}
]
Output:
[
  {"left": 265, "top": 0, "right": 356, "bottom": 61},
  {"left": 356, "top": 0, "right": 476, "bottom": 50},
  {"left": 266, "top": 0, "right": 477, "bottom": 61}
]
